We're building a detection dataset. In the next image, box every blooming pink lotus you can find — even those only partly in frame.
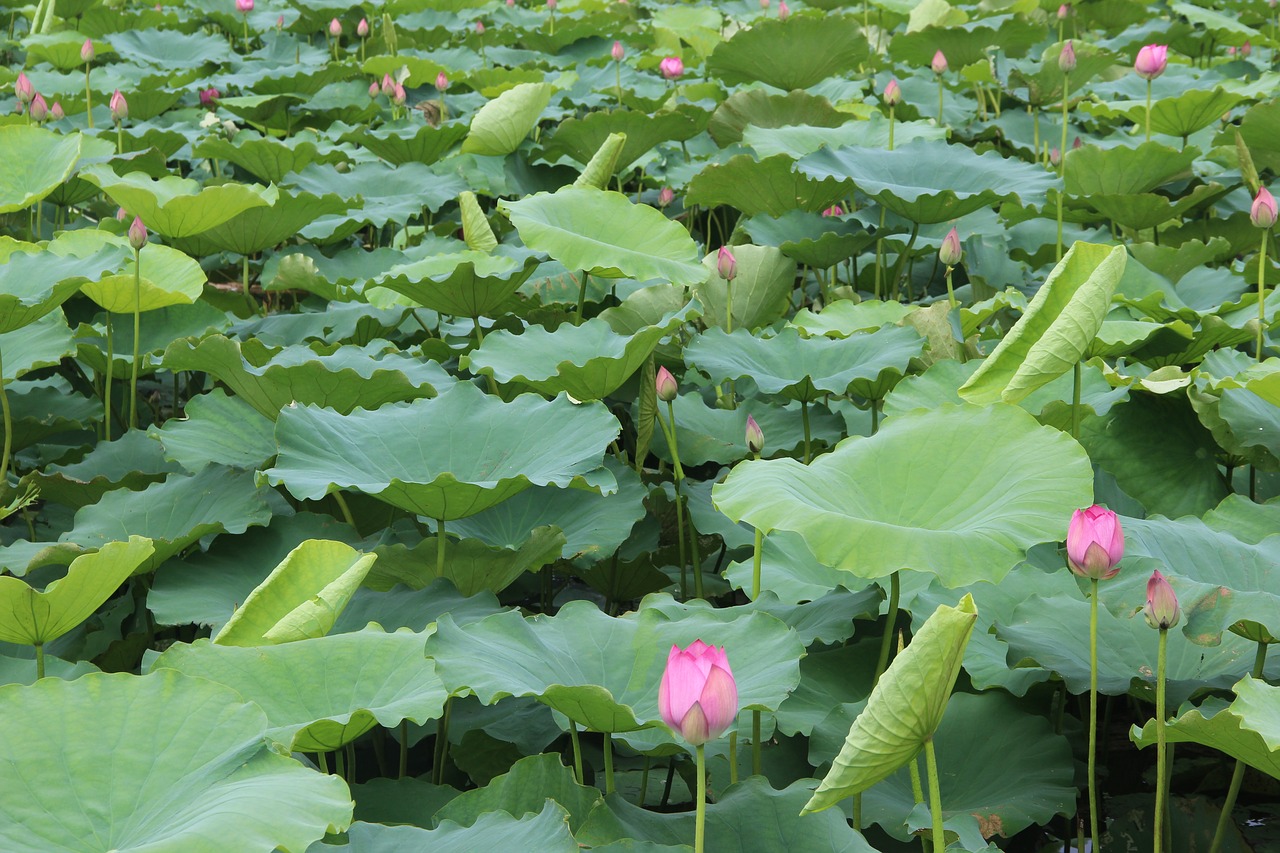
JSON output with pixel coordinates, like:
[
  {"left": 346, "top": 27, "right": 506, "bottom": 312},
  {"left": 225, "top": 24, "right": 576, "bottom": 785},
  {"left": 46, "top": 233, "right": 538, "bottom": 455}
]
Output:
[
  {"left": 1143, "top": 570, "right": 1180, "bottom": 630},
  {"left": 659, "top": 56, "right": 684, "bottom": 80},
  {"left": 822, "top": 204, "right": 844, "bottom": 217},
  {"left": 1066, "top": 505, "right": 1124, "bottom": 580},
  {"left": 658, "top": 641, "right": 738, "bottom": 746},
  {"left": 1134, "top": 44, "right": 1168, "bottom": 80},
  {"left": 199, "top": 87, "right": 221, "bottom": 107},
  {"left": 1251, "top": 186, "right": 1276, "bottom": 229}
]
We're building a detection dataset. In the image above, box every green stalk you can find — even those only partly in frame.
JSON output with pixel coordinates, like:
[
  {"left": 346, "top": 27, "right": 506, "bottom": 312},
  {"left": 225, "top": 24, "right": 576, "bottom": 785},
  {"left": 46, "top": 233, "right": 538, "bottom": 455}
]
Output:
[
  {"left": 937, "top": 77, "right": 944, "bottom": 126},
  {"left": 1071, "top": 361, "right": 1082, "bottom": 440},
  {"left": 751, "top": 526, "right": 763, "bottom": 599},
  {"left": 615, "top": 61, "right": 622, "bottom": 106},
  {"left": 575, "top": 270, "right": 589, "bottom": 325},
  {"left": 888, "top": 103, "right": 895, "bottom": 150},
  {"left": 639, "top": 756, "right": 650, "bottom": 806},
  {"left": 1058, "top": 72, "right": 1069, "bottom": 261},
  {"left": 1257, "top": 227, "right": 1268, "bottom": 362},
  {"left": 1153, "top": 627, "right": 1169, "bottom": 853},
  {"left": 332, "top": 491, "right": 357, "bottom": 528},
  {"left": 569, "top": 721, "right": 583, "bottom": 784},
  {"left": 431, "top": 696, "right": 452, "bottom": 785},
  {"left": 399, "top": 720, "right": 409, "bottom": 778},
  {"left": 436, "top": 518, "right": 446, "bottom": 576},
  {"left": 130, "top": 246, "right": 141, "bottom": 429},
  {"left": 104, "top": 313, "right": 114, "bottom": 441},
  {"left": 725, "top": 279, "right": 733, "bottom": 334},
  {"left": 335, "top": 746, "right": 345, "bottom": 780},
  {"left": 661, "top": 399, "right": 701, "bottom": 599},
  {"left": 695, "top": 744, "right": 707, "bottom": 853},
  {"left": 243, "top": 254, "right": 257, "bottom": 315},
  {"left": 752, "top": 709, "right": 761, "bottom": 776},
  {"left": 1209, "top": 641, "right": 1269, "bottom": 853},
  {"left": 874, "top": 571, "right": 901, "bottom": 686},
  {"left": 84, "top": 65, "right": 93, "bottom": 128},
  {"left": 1145, "top": 78, "right": 1153, "bottom": 143},
  {"left": 1088, "top": 577, "right": 1102, "bottom": 853},
  {"left": 0, "top": 346, "right": 10, "bottom": 491},
  {"left": 317, "top": 750, "right": 329, "bottom": 774},
  {"left": 34, "top": 643, "right": 44, "bottom": 680},
  {"left": 800, "top": 400, "right": 811, "bottom": 464},
  {"left": 924, "top": 738, "right": 946, "bottom": 853},
  {"left": 728, "top": 730, "right": 738, "bottom": 785},
  {"left": 944, "top": 267, "right": 956, "bottom": 309},
  {"left": 242, "top": 16, "right": 249, "bottom": 51},
  {"left": 908, "top": 756, "right": 927, "bottom": 853},
  {"left": 603, "top": 732, "right": 615, "bottom": 794}
]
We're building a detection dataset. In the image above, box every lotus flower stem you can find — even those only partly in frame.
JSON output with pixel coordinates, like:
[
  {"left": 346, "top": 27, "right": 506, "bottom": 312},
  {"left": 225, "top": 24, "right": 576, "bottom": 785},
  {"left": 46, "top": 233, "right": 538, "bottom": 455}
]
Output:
[
  {"left": 751, "top": 709, "right": 761, "bottom": 776},
  {"left": 316, "top": 750, "right": 329, "bottom": 774},
  {"left": 1088, "top": 577, "right": 1102, "bottom": 853},
  {"left": 639, "top": 756, "right": 650, "bottom": 805},
  {"left": 0, "top": 347, "right": 10, "bottom": 492},
  {"left": 695, "top": 744, "right": 707, "bottom": 853},
  {"left": 603, "top": 733, "right": 615, "bottom": 793},
  {"left": 1058, "top": 75, "right": 1069, "bottom": 262},
  {"left": 243, "top": 255, "right": 258, "bottom": 316},
  {"left": 874, "top": 571, "right": 901, "bottom": 685},
  {"left": 1153, "top": 627, "right": 1168, "bottom": 853},
  {"left": 398, "top": 720, "right": 409, "bottom": 777},
  {"left": 800, "top": 400, "right": 811, "bottom": 464},
  {"left": 84, "top": 65, "right": 93, "bottom": 129},
  {"left": 888, "top": 104, "right": 895, "bottom": 150},
  {"left": 243, "top": 18, "right": 249, "bottom": 52},
  {"left": 750, "top": 521, "right": 766, "bottom": 771},
  {"left": 332, "top": 491, "right": 356, "bottom": 528},
  {"left": 1145, "top": 79, "right": 1153, "bottom": 143},
  {"left": 944, "top": 266, "right": 956, "bottom": 309},
  {"left": 1071, "top": 361, "right": 1082, "bottom": 440},
  {"left": 104, "top": 313, "right": 114, "bottom": 441},
  {"left": 1257, "top": 228, "right": 1268, "bottom": 362},
  {"left": 937, "top": 78, "right": 944, "bottom": 126},
  {"left": 924, "top": 738, "right": 945, "bottom": 853},
  {"left": 129, "top": 247, "right": 141, "bottom": 429},
  {"left": 728, "top": 731, "right": 738, "bottom": 784},
  {"left": 432, "top": 696, "right": 453, "bottom": 785},
  {"left": 1209, "top": 640, "right": 1269, "bottom": 853},
  {"left": 568, "top": 719, "right": 583, "bottom": 783},
  {"left": 658, "top": 400, "right": 701, "bottom": 598},
  {"left": 575, "top": 270, "right": 589, "bottom": 325},
  {"left": 436, "top": 519, "right": 446, "bottom": 576}
]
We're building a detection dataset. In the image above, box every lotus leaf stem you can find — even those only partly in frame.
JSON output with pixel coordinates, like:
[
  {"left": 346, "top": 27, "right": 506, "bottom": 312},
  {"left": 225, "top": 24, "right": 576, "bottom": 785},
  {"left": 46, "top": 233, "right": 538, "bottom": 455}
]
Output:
[
  {"left": 695, "top": 744, "right": 707, "bottom": 853},
  {"left": 335, "top": 746, "right": 345, "bottom": 780},
  {"left": 104, "top": 313, "right": 114, "bottom": 442},
  {"left": 728, "top": 730, "right": 737, "bottom": 785},
  {"left": 569, "top": 719, "right": 583, "bottom": 784},
  {"left": 317, "top": 750, "right": 329, "bottom": 774},
  {"left": 1153, "top": 627, "right": 1168, "bottom": 853},
  {"left": 800, "top": 400, "right": 811, "bottom": 464},
  {"left": 659, "top": 399, "right": 700, "bottom": 598},
  {"left": 1209, "top": 640, "right": 1269, "bottom": 853},
  {"left": 398, "top": 720, "right": 409, "bottom": 777},
  {"left": 1257, "top": 227, "right": 1268, "bottom": 362},
  {"left": 925, "top": 738, "right": 945, "bottom": 853},
  {"left": 1071, "top": 361, "right": 1082, "bottom": 441},
  {"left": 1088, "top": 577, "right": 1102, "bottom": 853},
  {"left": 575, "top": 270, "right": 589, "bottom": 325},
  {"left": 0, "top": 346, "right": 10, "bottom": 492},
  {"left": 436, "top": 518, "right": 446, "bottom": 577},
  {"left": 603, "top": 733, "right": 615, "bottom": 794},
  {"left": 34, "top": 642, "right": 44, "bottom": 680},
  {"left": 1058, "top": 73, "right": 1069, "bottom": 261},
  {"left": 874, "top": 571, "right": 901, "bottom": 686},
  {"left": 751, "top": 709, "right": 761, "bottom": 777},
  {"left": 639, "top": 756, "right": 650, "bottom": 806},
  {"left": 871, "top": 398, "right": 880, "bottom": 433},
  {"left": 432, "top": 696, "right": 453, "bottom": 785},
  {"left": 130, "top": 246, "right": 141, "bottom": 429},
  {"left": 332, "top": 491, "right": 356, "bottom": 528}
]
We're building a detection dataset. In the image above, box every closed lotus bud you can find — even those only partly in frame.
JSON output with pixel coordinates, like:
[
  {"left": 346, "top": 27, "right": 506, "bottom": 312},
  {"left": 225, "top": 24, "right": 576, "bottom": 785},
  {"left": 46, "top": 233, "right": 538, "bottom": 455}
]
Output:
[
  {"left": 883, "top": 78, "right": 901, "bottom": 106},
  {"left": 1059, "top": 40, "right": 1076, "bottom": 73},
  {"left": 329, "top": 17, "right": 342, "bottom": 37},
  {"left": 939, "top": 226, "right": 962, "bottom": 267},
  {"left": 1134, "top": 44, "right": 1168, "bottom": 80},
  {"left": 659, "top": 56, "right": 684, "bottom": 80},
  {"left": 1050, "top": 147, "right": 1061, "bottom": 167},
  {"left": 1242, "top": 40, "right": 1252, "bottom": 57},
  {"left": 931, "top": 50, "right": 948, "bottom": 74},
  {"left": 14, "top": 72, "right": 33, "bottom": 106},
  {"left": 778, "top": 0, "right": 789, "bottom": 20},
  {"left": 1227, "top": 46, "right": 1237, "bottom": 57},
  {"left": 1073, "top": 136, "right": 1083, "bottom": 149},
  {"left": 475, "top": 19, "right": 485, "bottom": 33},
  {"left": 1251, "top": 187, "right": 1277, "bottom": 228},
  {"left": 392, "top": 83, "right": 406, "bottom": 105},
  {"left": 658, "top": 186, "right": 675, "bottom": 207},
  {"left": 276, "top": 14, "right": 284, "bottom": 28},
  {"left": 547, "top": 0, "right": 556, "bottom": 8},
  {"left": 760, "top": 0, "right": 769, "bottom": 8},
  {"left": 1057, "top": 2, "right": 1071, "bottom": 18},
  {"left": 745, "top": 415, "right": 763, "bottom": 454},
  {"left": 659, "top": 641, "right": 738, "bottom": 746},
  {"left": 109, "top": 89, "right": 128, "bottom": 123},
  {"left": 81, "top": 38, "right": 95, "bottom": 63},
  {"left": 116, "top": 207, "right": 128, "bottom": 221},
  {"left": 28, "top": 93, "right": 47, "bottom": 123},
  {"left": 50, "top": 100, "right": 64, "bottom": 120},
  {"left": 128, "top": 216, "right": 147, "bottom": 251},
  {"left": 357, "top": 17, "right": 369, "bottom": 37},
  {"left": 822, "top": 204, "right": 843, "bottom": 216},
  {"left": 436, "top": 72, "right": 449, "bottom": 92},
  {"left": 368, "top": 80, "right": 380, "bottom": 98},
  {"left": 1066, "top": 505, "right": 1125, "bottom": 580},
  {"left": 717, "top": 246, "right": 737, "bottom": 281},
  {"left": 656, "top": 365, "right": 678, "bottom": 402},
  {"left": 612, "top": 40, "right": 625, "bottom": 62},
  {"left": 382, "top": 74, "right": 396, "bottom": 95},
  {"left": 199, "top": 87, "right": 220, "bottom": 107},
  {"left": 1143, "top": 570, "right": 1180, "bottom": 630},
  {"left": 507, "top": 0, "right": 514, "bottom": 6}
]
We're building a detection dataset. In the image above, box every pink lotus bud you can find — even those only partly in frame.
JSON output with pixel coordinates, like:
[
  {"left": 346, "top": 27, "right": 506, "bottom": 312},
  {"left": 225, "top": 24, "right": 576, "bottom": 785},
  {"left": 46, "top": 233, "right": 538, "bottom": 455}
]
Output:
[
  {"left": 128, "top": 216, "right": 147, "bottom": 251},
  {"left": 822, "top": 204, "right": 843, "bottom": 216},
  {"left": 1227, "top": 46, "right": 1237, "bottom": 57},
  {"left": 1049, "top": 147, "right": 1061, "bottom": 167},
  {"left": 883, "top": 78, "right": 901, "bottom": 106},
  {"left": 1251, "top": 186, "right": 1277, "bottom": 228},
  {"left": 475, "top": 20, "right": 485, "bottom": 33},
  {"left": 745, "top": 415, "right": 763, "bottom": 454},
  {"left": 357, "top": 17, "right": 369, "bottom": 37},
  {"left": 1057, "top": 3, "right": 1071, "bottom": 18},
  {"left": 659, "top": 56, "right": 684, "bottom": 80},
  {"left": 546, "top": 0, "right": 556, "bottom": 9},
  {"left": 1059, "top": 40, "right": 1076, "bottom": 73},
  {"left": 658, "top": 641, "right": 738, "bottom": 746},
  {"left": 658, "top": 187, "right": 675, "bottom": 207},
  {"left": 28, "top": 93, "right": 47, "bottom": 123},
  {"left": 199, "top": 87, "right": 220, "bottom": 107},
  {"left": 369, "top": 80, "right": 380, "bottom": 98},
  {"left": 938, "top": 226, "right": 962, "bottom": 266},
  {"left": 507, "top": 0, "right": 514, "bottom": 6},
  {"left": 392, "top": 83, "right": 406, "bottom": 105},
  {"left": 1072, "top": 136, "right": 1083, "bottom": 149},
  {"left": 50, "top": 100, "right": 63, "bottom": 120},
  {"left": 1242, "top": 40, "right": 1252, "bottom": 57},
  {"left": 778, "top": 0, "right": 789, "bottom": 19},
  {"left": 116, "top": 207, "right": 128, "bottom": 221},
  {"left": 14, "top": 72, "right": 33, "bottom": 106},
  {"left": 655, "top": 365, "right": 678, "bottom": 402},
  {"left": 760, "top": 0, "right": 769, "bottom": 8},
  {"left": 276, "top": 14, "right": 284, "bottom": 28},
  {"left": 81, "top": 38, "right": 95, "bottom": 63},
  {"left": 1143, "top": 570, "right": 1180, "bottom": 630},
  {"left": 1134, "top": 44, "right": 1168, "bottom": 80},
  {"left": 436, "top": 72, "right": 449, "bottom": 92},
  {"left": 382, "top": 74, "right": 396, "bottom": 95},
  {"left": 612, "top": 40, "right": 625, "bottom": 62},
  {"left": 329, "top": 17, "right": 342, "bottom": 37},
  {"left": 109, "top": 89, "right": 128, "bottom": 123},
  {"left": 236, "top": 0, "right": 253, "bottom": 11},
  {"left": 931, "top": 50, "right": 948, "bottom": 74},
  {"left": 717, "top": 246, "right": 737, "bottom": 281},
  {"left": 1066, "top": 505, "right": 1125, "bottom": 580}
]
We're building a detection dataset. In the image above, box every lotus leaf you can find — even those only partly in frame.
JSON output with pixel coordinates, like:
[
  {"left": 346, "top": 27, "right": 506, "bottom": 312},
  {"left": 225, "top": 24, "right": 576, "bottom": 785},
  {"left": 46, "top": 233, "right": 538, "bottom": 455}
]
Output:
[
  {"left": 707, "top": 15, "right": 870, "bottom": 90},
  {"left": 687, "top": 153, "right": 849, "bottom": 218},
  {"left": 78, "top": 165, "right": 276, "bottom": 237},
  {"left": 327, "top": 803, "right": 579, "bottom": 852},
  {"left": 0, "top": 126, "right": 82, "bottom": 213},
  {"left": 462, "top": 82, "right": 552, "bottom": 156}
]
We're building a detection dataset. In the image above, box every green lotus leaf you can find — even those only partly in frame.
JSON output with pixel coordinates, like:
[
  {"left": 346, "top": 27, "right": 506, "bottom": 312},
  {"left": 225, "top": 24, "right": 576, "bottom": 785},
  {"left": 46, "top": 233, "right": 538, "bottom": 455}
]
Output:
[
  {"left": 959, "top": 242, "right": 1127, "bottom": 405},
  {"left": 287, "top": 161, "right": 467, "bottom": 234},
  {"left": 212, "top": 539, "right": 376, "bottom": 647},
  {"left": 1063, "top": 142, "right": 1198, "bottom": 197},
  {"left": 78, "top": 164, "right": 276, "bottom": 237},
  {"left": 1, "top": 377, "right": 96, "bottom": 456},
  {"left": 332, "top": 579, "right": 502, "bottom": 636},
  {"left": 424, "top": 598, "right": 802, "bottom": 733},
  {"left": 803, "top": 594, "right": 976, "bottom": 813},
  {"left": 175, "top": 189, "right": 354, "bottom": 257},
  {"left": 790, "top": 299, "right": 916, "bottom": 338},
  {"left": 104, "top": 27, "right": 236, "bottom": 67},
  {"left": 0, "top": 537, "right": 153, "bottom": 646},
  {"left": 1082, "top": 183, "right": 1229, "bottom": 232},
  {"left": 326, "top": 803, "right": 579, "bottom": 852},
  {"left": 0, "top": 671, "right": 352, "bottom": 851},
  {"left": 891, "top": 17, "right": 1044, "bottom": 67},
  {"left": 194, "top": 131, "right": 348, "bottom": 183},
  {"left": 0, "top": 126, "right": 82, "bottom": 213},
  {"left": 694, "top": 244, "right": 796, "bottom": 332},
  {"left": 573, "top": 132, "right": 627, "bottom": 189},
  {"left": 1203, "top": 494, "right": 1280, "bottom": 544},
  {"left": 435, "top": 753, "right": 601, "bottom": 833},
  {"left": 648, "top": 395, "right": 845, "bottom": 467},
  {"left": 724, "top": 530, "right": 863, "bottom": 605},
  {"left": 465, "top": 303, "right": 693, "bottom": 400},
  {"left": 50, "top": 229, "right": 204, "bottom": 313},
  {"left": 337, "top": 121, "right": 470, "bottom": 166},
  {"left": 264, "top": 382, "right": 620, "bottom": 520},
  {"left": 0, "top": 310, "right": 75, "bottom": 381},
  {"left": 707, "top": 88, "right": 846, "bottom": 147},
  {"left": 155, "top": 629, "right": 445, "bottom": 752},
  {"left": 149, "top": 387, "right": 276, "bottom": 472},
  {"left": 644, "top": 588, "right": 881, "bottom": 648},
  {"left": 1131, "top": 684, "right": 1280, "bottom": 779},
  {"left": 162, "top": 336, "right": 441, "bottom": 421},
  {"left": 707, "top": 15, "right": 869, "bottom": 90},
  {"left": 686, "top": 153, "right": 848, "bottom": 218},
  {"left": 461, "top": 81, "right": 552, "bottom": 157},
  {"left": 22, "top": 32, "right": 111, "bottom": 70},
  {"left": 684, "top": 325, "right": 924, "bottom": 403},
  {"left": 712, "top": 403, "right": 1094, "bottom": 586},
  {"left": 775, "top": 641, "right": 878, "bottom": 740},
  {"left": 370, "top": 248, "right": 542, "bottom": 318},
  {"left": 741, "top": 117, "right": 946, "bottom": 160},
  {"left": 1229, "top": 100, "right": 1280, "bottom": 173},
  {"left": 29, "top": 429, "right": 183, "bottom": 508},
  {"left": 460, "top": 191, "right": 498, "bottom": 251},
  {"left": 1079, "top": 88, "right": 1245, "bottom": 139},
  {"left": 1009, "top": 42, "right": 1122, "bottom": 108},
  {"left": 500, "top": 186, "right": 706, "bottom": 286},
  {"left": 543, "top": 109, "right": 701, "bottom": 169},
  {"left": 368, "top": 528, "right": 565, "bottom": 596},
  {"left": 798, "top": 140, "right": 1059, "bottom": 224},
  {"left": 0, "top": 237, "right": 128, "bottom": 332}
]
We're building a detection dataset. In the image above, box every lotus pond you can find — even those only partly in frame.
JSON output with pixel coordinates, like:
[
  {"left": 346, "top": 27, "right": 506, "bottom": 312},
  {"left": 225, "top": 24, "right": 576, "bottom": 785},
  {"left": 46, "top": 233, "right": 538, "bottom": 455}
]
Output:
[{"left": 1, "top": 0, "right": 1279, "bottom": 851}]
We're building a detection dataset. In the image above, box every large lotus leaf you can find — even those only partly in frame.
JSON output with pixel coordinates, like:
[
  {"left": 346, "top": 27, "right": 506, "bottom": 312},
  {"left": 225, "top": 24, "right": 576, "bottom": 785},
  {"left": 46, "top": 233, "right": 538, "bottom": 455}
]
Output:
[
  {"left": 27, "top": 430, "right": 183, "bottom": 508},
  {"left": 775, "top": 641, "right": 878, "bottom": 740},
  {"left": 213, "top": 539, "right": 376, "bottom": 647},
  {"left": 367, "top": 529, "right": 565, "bottom": 597},
  {"left": 465, "top": 303, "right": 693, "bottom": 400},
  {"left": 51, "top": 228, "right": 204, "bottom": 313},
  {"left": 331, "top": 580, "right": 502, "bottom": 636},
  {"left": 579, "top": 778, "right": 875, "bottom": 853},
  {"left": 790, "top": 300, "right": 916, "bottom": 338},
  {"left": 23, "top": 32, "right": 112, "bottom": 70},
  {"left": 745, "top": 210, "right": 888, "bottom": 270},
  {"left": 959, "top": 243, "right": 1127, "bottom": 405},
  {"left": 0, "top": 126, "right": 82, "bottom": 213},
  {"left": 685, "top": 325, "right": 924, "bottom": 403},
  {"left": 1131, "top": 682, "right": 1280, "bottom": 779},
  {"left": 150, "top": 388, "right": 276, "bottom": 472},
  {"left": 1063, "top": 142, "right": 1197, "bottom": 197},
  {"left": 707, "top": 15, "right": 869, "bottom": 90},
  {"left": 891, "top": 16, "right": 1044, "bottom": 66},
  {"left": 0, "top": 537, "right": 153, "bottom": 646},
  {"left": 724, "top": 529, "right": 864, "bottom": 605},
  {"left": 371, "top": 249, "right": 542, "bottom": 318},
  {"left": 177, "top": 189, "right": 353, "bottom": 256},
  {"left": 424, "top": 598, "right": 802, "bottom": 734},
  {"left": 1079, "top": 89, "right": 1245, "bottom": 139},
  {"left": 0, "top": 239, "right": 128, "bottom": 332},
  {"left": 286, "top": 162, "right": 467, "bottom": 232},
  {"left": 649, "top": 395, "right": 845, "bottom": 467},
  {"left": 1203, "top": 494, "right": 1280, "bottom": 544},
  {"left": 1083, "top": 183, "right": 1230, "bottom": 232},
  {"left": 59, "top": 466, "right": 276, "bottom": 574},
  {"left": 434, "top": 753, "right": 601, "bottom": 833},
  {"left": 162, "top": 336, "right": 440, "bottom": 421},
  {"left": 860, "top": 692, "right": 1076, "bottom": 841},
  {"left": 461, "top": 82, "right": 552, "bottom": 157},
  {"left": 78, "top": 164, "right": 276, "bottom": 238},
  {"left": 325, "top": 803, "right": 578, "bottom": 853},
  {"left": 694, "top": 244, "right": 796, "bottom": 333},
  {"left": 643, "top": 589, "right": 880, "bottom": 648},
  {"left": 712, "top": 403, "right": 1094, "bottom": 586},
  {"left": 1009, "top": 42, "right": 1122, "bottom": 108},
  {"left": 154, "top": 630, "right": 445, "bottom": 752},
  {"left": 500, "top": 187, "right": 706, "bottom": 286},
  {"left": 803, "top": 595, "right": 975, "bottom": 813},
  {"left": 264, "top": 382, "right": 619, "bottom": 520},
  {"left": 543, "top": 110, "right": 702, "bottom": 169},
  {"left": 194, "top": 132, "right": 347, "bottom": 183},
  {"left": 0, "top": 671, "right": 352, "bottom": 851},
  {"left": 686, "top": 153, "right": 848, "bottom": 218},
  {"left": 707, "top": 88, "right": 846, "bottom": 147},
  {"left": 798, "top": 140, "right": 1058, "bottom": 224},
  {"left": 1230, "top": 100, "right": 1280, "bottom": 173},
  {"left": 0, "top": 310, "right": 75, "bottom": 381},
  {"left": 105, "top": 27, "right": 235, "bottom": 67},
  {"left": 337, "top": 122, "right": 470, "bottom": 166},
  {"left": 743, "top": 117, "right": 945, "bottom": 161}
]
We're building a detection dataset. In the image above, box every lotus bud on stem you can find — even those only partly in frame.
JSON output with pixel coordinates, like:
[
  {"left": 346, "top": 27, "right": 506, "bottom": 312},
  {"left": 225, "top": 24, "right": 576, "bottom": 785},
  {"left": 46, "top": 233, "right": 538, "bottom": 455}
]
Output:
[
  {"left": 1134, "top": 44, "right": 1168, "bottom": 143},
  {"left": 436, "top": 73, "right": 449, "bottom": 121},
  {"left": 939, "top": 227, "right": 961, "bottom": 309},
  {"left": 1251, "top": 186, "right": 1276, "bottom": 361},
  {"left": 931, "top": 50, "right": 947, "bottom": 126},
  {"left": 80, "top": 40, "right": 96, "bottom": 127},
  {"left": 328, "top": 18, "right": 342, "bottom": 60},
  {"left": 613, "top": 41, "right": 625, "bottom": 104},
  {"left": 1144, "top": 570, "right": 1179, "bottom": 853},
  {"left": 1058, "top": 41, "right": 1073, "bottom": 260},
  {"left": 654, "top": 367, "right": 700, "bottom": 598},
  {"left": 357, "top": 17, "right": 368, "bottom": 62},
  {"left": 110, "top": 88, "right": 128, "bottom": 153}
]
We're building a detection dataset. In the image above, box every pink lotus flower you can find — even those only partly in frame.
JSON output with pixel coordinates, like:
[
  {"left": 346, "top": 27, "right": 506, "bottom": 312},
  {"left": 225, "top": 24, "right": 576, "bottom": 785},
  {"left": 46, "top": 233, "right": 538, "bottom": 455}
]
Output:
[
  {"left": 1059, "top": 40, "right": 1076, "bottom": 73},
  {"left": 81, "top": 38, "right": 95, "bottom": 63},
  {"left": 109, "top": 89, "right": 128, "bottom": 123},
  {"left": 368, "top": 80, "right": 380, "bottom": 98},
  {"left": 822, "top": 204, "right": 844, "bottom": 216},
  {"left": 382, "top": 74, "right": 396, "bottom": 95},
  {"left": 1143, "top": 570, "right": 1180, "bottom": 630},
  {"left": 128, "top": 216, "right": 147, "bottom": 251},
  {"left": 328, "top": 17, "right": 342, "bottom": 37},
  {"left": 658, "top": 641, "right": 738, "bottom": 746},
  {"left": 938, "top": 227, "right": 961, "bottom": 266},
  {"left": 658, "top": 187, "right": 675, "bottom": 207},
  {"left": 656, "top": 365, "right": 678, "bottom": 402},
  {"left": 883, "top": 78, "right": 901, "bottom": 106},
  {"left": 1057, "top": 3, "right": 1071, "bottom": 18},
  {"left": 931, "top": 50, "right": 948, "bottom": 74},
  {"left": 391, "top": 83, "right": 406, "bottom": 106},
  {"left": 357, "top": 17, "right": 369, "bottom": 37},
  {"left": 1242, "top": 40, "right": 1252, "bottom": 57},
  {"left": 1134, "top": 44, "right": 1168, "bottom": 80},
  {"left": 14, "top": 72, "right": 33, "bottom": 106},
  {"left": 612, "top": 40, "right": 625, "bottom": 62},
  {"left": 778, "top": 0, "right": 789, "bottom": 20},
  {"left": 28, "top": 93, "right": 47, "bottom": 123},
  {"left": 1066, "top": 505, "right": 1124, "bottom": 580},
  {"left": 745, "top": 415, "right": 763, "bottom": 454},
  {"left": 1049, "top": 147, "right": 1061, "bottom": 167},
  {"left": 1252, "top": 187, "right": 1277, "bottom": 228},
  {"left": 50, "top": 101, "right": 64, "bottom": 120},
  {"left": 717, "top": 246, "right": 737, "bottom": 281},
  {"left": 236, "top": 0, "right": 253, "bottom": 11},
  {"left": 659, "top": 56, "right": 684, "bottom": 80},
  {"left": 436, "top": 72, "right": 450, "bottom": 92},
  {"left": 199, "top": 87, "right": 221, "bottom": 106},
  {"left": 475, "top": 20, "right": 485, "bottom": 33}
]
